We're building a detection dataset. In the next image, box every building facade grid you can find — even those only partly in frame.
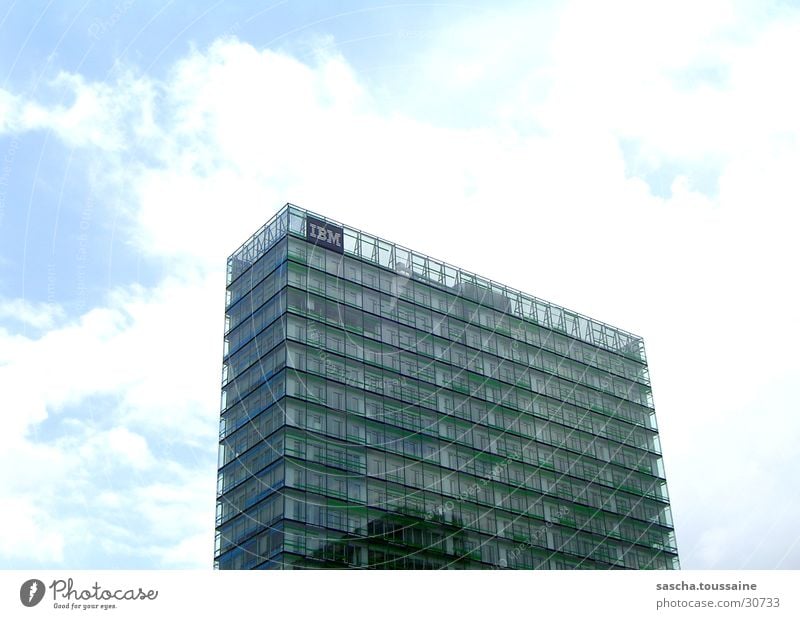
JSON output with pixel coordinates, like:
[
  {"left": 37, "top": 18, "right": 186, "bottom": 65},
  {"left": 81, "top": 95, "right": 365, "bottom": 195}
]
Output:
[{"left": 215, "top": 204, "right": 679, "bottom": 570}]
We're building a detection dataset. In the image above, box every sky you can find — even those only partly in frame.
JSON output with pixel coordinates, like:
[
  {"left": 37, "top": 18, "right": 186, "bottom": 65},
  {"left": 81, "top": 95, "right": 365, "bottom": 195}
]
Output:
[{"left": 0, "top": 0, "right": 798, "bottom": 570}]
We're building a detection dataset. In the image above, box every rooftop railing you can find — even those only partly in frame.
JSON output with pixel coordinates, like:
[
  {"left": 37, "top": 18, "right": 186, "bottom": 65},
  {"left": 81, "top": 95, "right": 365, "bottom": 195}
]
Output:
[{"left": 228, "top": 203, "right": 646, "bottom": 362}]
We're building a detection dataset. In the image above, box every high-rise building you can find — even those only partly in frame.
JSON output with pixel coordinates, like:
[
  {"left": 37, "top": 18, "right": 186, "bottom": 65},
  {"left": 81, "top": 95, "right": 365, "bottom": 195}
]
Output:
[{"left": 214, "top": 204, "right": 679, "bottom": 570}]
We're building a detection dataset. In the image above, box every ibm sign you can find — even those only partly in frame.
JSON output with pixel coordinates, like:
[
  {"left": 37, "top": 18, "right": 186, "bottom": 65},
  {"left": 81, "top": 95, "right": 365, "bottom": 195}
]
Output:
[{"left": 306, "top": 216, "right": 344, "bottom": 254}]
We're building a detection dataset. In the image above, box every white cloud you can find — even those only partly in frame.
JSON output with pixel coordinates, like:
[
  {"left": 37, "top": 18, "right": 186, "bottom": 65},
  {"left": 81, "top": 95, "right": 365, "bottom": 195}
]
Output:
[
  {"left": 0, "top": 497, "right": 66, "bottom": 563},
  {"left": 0, "top": 274, "right": 220, "bottom": 566},
  {"left": 0, "top": 71, "right": 157, "bottom": 150},
  {"left": 85, "top": 427, "right": 157, "bottom": 471},
  {"left": 159, "top": 531, "right": 214, "bottom": 569},
  {"left": 0, "top": 298, "right": 64, "bottom": 330}
]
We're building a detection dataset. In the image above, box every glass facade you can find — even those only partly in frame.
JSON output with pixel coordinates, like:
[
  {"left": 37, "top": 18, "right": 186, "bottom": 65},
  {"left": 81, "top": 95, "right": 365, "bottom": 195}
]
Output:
[{"left": 214, "top": 204, "right": 679, "bottom": 570}]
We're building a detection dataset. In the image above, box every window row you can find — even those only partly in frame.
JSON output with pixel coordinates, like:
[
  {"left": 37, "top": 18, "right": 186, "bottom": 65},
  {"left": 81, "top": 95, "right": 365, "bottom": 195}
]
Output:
[
  {"left": 277, "top": 484, "right": 674, "bottom": 567},
  {"left": 289, "top": 319, "right": 655, "bottom": 447},
  {"left": 216, "top": 459, "right": 284, "bottom": 526},
  {"left": 286, "top": 236, "right": 644, "bottom": 365},
  {"left": 216, "top": 524, "right": 284, "bottom": 570},
  {"left": 217, "top": 490, "right": 283, "bottom": 555},
  {"left": 222, "top": 343, "right": 283, "bottom": 401},
  {"left": 279, "top": 395, "right": 668, "bottom": 502},
  {"left": 217, "top": 429, "right": 285, "bottom": 495},
  {"left": 220, "top": 371, "right": 286, "bottom": 437},
  {"left": 294, "top": 314, "right": 660, "bottom": 453},
  {"left": 285, "top": 274, "right": 651, "bottom": 401},
  {"left": 280, "top": 423, "right": 672, "bottom": 528},
  {"left": 224, "top": 316, "right": 286, "bottom": 385},
  {"left": 220, "top": 388, "right": 668, "bottom": 510},
  {"left": 287, "top": 289, "right": 654, "bottom": 422},
  {"left": 226, "top": 290, "right": 286, "bottom": 354},
  {"left": 226, "top": 261, "right": 287, "bottom": 334},
  {"left": 287, "top": 304, "right": 652, "bottom": 416},
  {"left": 219, "top": 401, "right": 286, "bottom": 468},
  {"left": 286, "top": 344, "right": 664, "bottom": 470},
  {"left": 293, "top": 315, "right": 661, "bottom": 453},
  {"left": 228, "top": 236, "right": 287, "bottom": 305}
]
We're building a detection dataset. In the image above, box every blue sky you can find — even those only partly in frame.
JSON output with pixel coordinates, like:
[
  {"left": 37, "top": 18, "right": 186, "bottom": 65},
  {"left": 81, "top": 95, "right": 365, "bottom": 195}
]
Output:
[{"left": 1, "top": 0, "right": 799, "bottom": 569}]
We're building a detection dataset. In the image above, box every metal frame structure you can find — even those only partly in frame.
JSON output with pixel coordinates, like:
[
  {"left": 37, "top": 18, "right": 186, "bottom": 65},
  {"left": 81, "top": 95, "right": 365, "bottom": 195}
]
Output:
[{"left": 229, "top": 204, "right": 646, "bottom": 363}]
